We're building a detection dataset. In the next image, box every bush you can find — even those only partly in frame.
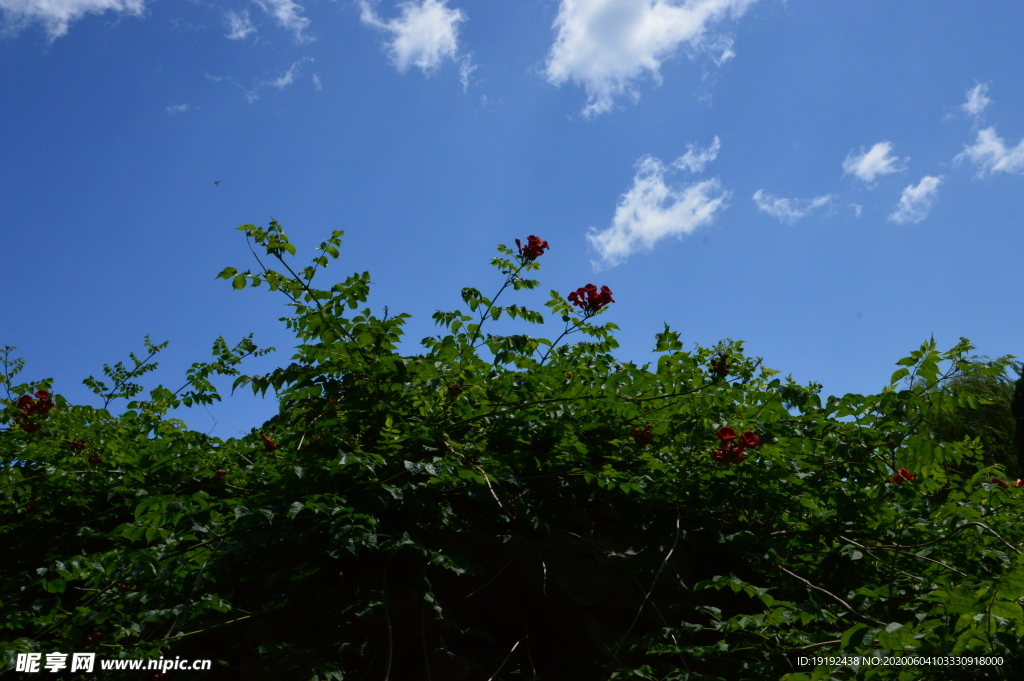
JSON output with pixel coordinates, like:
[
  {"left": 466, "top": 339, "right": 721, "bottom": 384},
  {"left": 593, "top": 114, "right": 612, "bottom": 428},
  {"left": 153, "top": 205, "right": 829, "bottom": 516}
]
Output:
[{"left": 3, "top": 223, "right": 1023, "bottom": 680}]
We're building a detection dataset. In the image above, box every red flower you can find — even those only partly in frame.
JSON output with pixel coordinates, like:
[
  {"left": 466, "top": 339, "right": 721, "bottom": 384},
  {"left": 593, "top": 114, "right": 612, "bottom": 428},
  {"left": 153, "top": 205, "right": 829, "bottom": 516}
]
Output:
[
  {"left": 1016, "top": 479, "right": 1024, "bottom": 489},
  {"left": 84, "top": 628, "right": 103, "bottom": 645},
  {"left": 260, "top": 433, "right": 279, "bottom": 451},
  {"left": 16, "top": 393, "right": 54, "bottom": 420},
  {"left": 66, "top": 439, "right": 88, "bottom": 451},
  {"left": 213, "top": 469, "right": 228, "bottom": 480},
  {"left": 567, "top": 284, "right": 614, "bottom": 314},
  {"left": 709, "top": 354, "right": 730, "bottom": 378},
  {"left": 715, "top": 426, "right": 737, "bottom": 442},
  {"left": 632, "top": 424, "right": 654, "bottom": 447},
  {"left": 711, "top": 436, "right": 746, "bottom": 465},
  {"left": 88, "top": 453, "right": 103, "bottom": 465},
  {"left": 24, "top": 498, "right": 40, "bottom": 515},
  {"left": 447, "top": 384, "right": 464, "bottom": 398},
  {"left": 991, "top": 478, "right": 1010, "bottom": 489},
  {"left": 516, "top": 235, "right": 550, "bottom": 261},
  {"left": 739, "top": 430, "right": 760, "bottom": 449},
  {"left": 890, "top": 468, "right": 915, "bottom": 485}
]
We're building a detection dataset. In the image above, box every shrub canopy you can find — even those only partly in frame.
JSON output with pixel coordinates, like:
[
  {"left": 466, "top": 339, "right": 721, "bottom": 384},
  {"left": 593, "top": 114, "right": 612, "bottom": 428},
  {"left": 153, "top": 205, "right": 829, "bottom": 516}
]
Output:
[{"left": 3, "top": 223, "right": 1023, "bottom": 681}]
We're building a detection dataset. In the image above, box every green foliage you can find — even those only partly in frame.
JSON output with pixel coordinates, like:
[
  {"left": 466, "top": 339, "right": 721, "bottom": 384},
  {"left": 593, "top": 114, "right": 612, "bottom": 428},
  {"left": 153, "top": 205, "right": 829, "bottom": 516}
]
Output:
[
  {"left": 2, "top": 224, "right": 1022, "bottom": 680},
  {"left": 913, "top": 356, "right": 1022, "bottom": 476}
]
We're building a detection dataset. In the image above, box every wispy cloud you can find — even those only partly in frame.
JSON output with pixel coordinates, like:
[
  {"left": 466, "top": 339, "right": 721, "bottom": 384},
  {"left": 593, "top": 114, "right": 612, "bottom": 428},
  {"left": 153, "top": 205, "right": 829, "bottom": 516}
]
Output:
[
  {"left": 673, "top": 136, "right": 721, "bottom": 173},
  {"left": 543, "top": 0, "right": 759, "bottom": 118},
  {"left": 225, "top": 9, "right": 255, "bottom": 40},
  {"left": 0, "top": 0, "right": 144, "bottom": 39},
  {"left": 752, "top": 190, "right": 833, "bottom": 224},
  {"left": 842, "top": 141, "right": 907, "bottom": 183},
  {"left": 166, "top": 103, "right": 191, "bottom": 115},
  {"left": 360, "top": 0, "right": 472, "bottom": 87},
  {"left": 889, "top": 175, "right": 942, "bottom": 224},
  {"left": 587, "top": 152, "right": 730, "bottom": 269},
  {"left": 264, "top": 61, "right": 302, "bottom": 89},
  {"left": 253, "top": 0, "right": 310, "bottom": 42},
  {"left": 955, "top": 126, "right": 1024, "bottom": 176},
  {"left": 208, "top": 58, "right": 311, "bottom": 103},
  {"left": 312, "top": 74, "right": 322, "bottom": 90},
  {"left": 961, "top": 82, "right": 991, "bottom": 117}
]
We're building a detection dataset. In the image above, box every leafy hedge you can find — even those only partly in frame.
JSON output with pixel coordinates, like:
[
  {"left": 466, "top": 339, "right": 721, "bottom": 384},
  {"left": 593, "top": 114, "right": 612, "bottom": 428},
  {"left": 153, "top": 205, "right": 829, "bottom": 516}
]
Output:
[{"left": 3, "top": 223, "right": 1023, "bottom": 681}]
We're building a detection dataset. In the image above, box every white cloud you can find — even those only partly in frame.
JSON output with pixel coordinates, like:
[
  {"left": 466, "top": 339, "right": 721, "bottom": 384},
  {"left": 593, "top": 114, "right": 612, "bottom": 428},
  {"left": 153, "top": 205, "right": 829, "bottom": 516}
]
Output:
[
  {"left": 842, "top": 141, "right": 907, "bottom": 183},
  {"left": 851, "top": 203, "right": 862, "bottom": 218},
  {"left": 0, "top": 0, "right": 144, "bottom": 38},
  {"left": 587, "top": 154, "right": 730, "bottom": 268},
  {"left": 266, "top": 62, "right": 300, "bottom": 88},
  {"left": 210, "top": 58, "right": 311, "bottom": 103},
  {"left": 225, "top": 9, "right": 255, "bottom": 40},
  {"left": 752, "top": 190, "right": 833, "bottom": 224},
  {"left": 166, "top": 103, "right": 191, "bottom": 115},
  {"left": 955, "top": 126, "right": 1024, "bottom": 176},
  {"left": 544, "top": 0, "right": 758, "bottom": 118},
  {"left": 256, "top": 58, "right": 311, "bottom": 99},
  {"left": 889, "top": 175, "right": 942, "bottom": 224},
  {"left": 961, "top": 82, "right": 991, "bottom": 117},
  {"left": 312, "top": 73, "right": 322, "bottom": 90},
  {"left": 253, "top": 0, "right": 310, "bottom": 42},
  {"left": 673, "top": 136, "right": 720, "bottom": 173},
  {"left": 360, "top": 0, "right": 471, "bottom": 82}
]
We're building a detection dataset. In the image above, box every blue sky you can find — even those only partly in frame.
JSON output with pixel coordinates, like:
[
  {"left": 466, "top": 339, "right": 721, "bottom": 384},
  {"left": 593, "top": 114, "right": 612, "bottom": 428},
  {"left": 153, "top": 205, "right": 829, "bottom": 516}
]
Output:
[{"left": 3, "top": 0, "right": 1023, "bottom": 437}]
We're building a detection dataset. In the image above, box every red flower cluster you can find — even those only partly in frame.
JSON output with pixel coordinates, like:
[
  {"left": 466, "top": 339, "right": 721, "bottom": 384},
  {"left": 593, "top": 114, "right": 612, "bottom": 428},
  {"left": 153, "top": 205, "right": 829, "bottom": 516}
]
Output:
[
  {"left": 515, "top": 235, "right": 549, "bottom": 261},
  {"left": 23, "top": 498, "right": 40, "bottom": 515},
  {"left": 88, "top": 453, "right": 103, "bottom": 466},
  {"left": 711, "top": 426, "right": 759, "bottom": 464},
  {"left": 568, "top": 284, "right": 614, "bottom": 314},
  {"left": 260, "top": 433, "right": 279, "bottom": 451},
  {"left": 84, "top": 628, "right": 103, "bottom": 645},
  {"left": 213, "top": 469, "right": 228, "bottom": 481},
  {"left": 15, "top": 390, "right": 54, "bottom": 434},
  {"left": 709, "top": 353, "right": 730, "bottom": 378},
  {"left": 632, "top": 424, "right": 654, "bottom": 447},
  {"left": 447, "top": 383, "right": 464, "bottom": 398},
  {"left": 890, "top": 468, "right": 916, "bottom": 485}
]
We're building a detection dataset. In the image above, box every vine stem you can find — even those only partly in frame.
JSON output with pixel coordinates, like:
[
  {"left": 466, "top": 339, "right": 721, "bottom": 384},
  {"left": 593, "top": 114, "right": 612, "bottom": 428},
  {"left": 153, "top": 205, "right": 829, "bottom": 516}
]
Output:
[{"left": 605, "top": 510, "right": 681, "bottom": 679}]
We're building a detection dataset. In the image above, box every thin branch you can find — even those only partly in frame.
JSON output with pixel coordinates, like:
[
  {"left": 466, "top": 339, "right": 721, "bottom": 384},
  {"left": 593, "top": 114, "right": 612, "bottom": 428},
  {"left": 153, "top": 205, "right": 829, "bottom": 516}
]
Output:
[
  {"left": 102, "top": 347, "right": 162, "bottom": 409},
  {"left": 162, "top": 615, "right": 251, "bottom": 641},
  {"left": 421, "top": 607, "right": 432, "bottom": 681},
  {"left": 476, "top": 465, "right": 505, "bottom": 511},
  {"left": 487, "top": 639, "right": 523, "bottom": 681},
  {"left": 164, "top": 539, "right": 224, "bottom": 641},
  {"left": 777, "top": 565, "right": 885, "bottom": 627},
  {"left": 863, "top": 522, "right": 1021, "bottom": 555},
  {"left": 383, "top": 602, "right": 393, "bottom": 681},
  {"left": 606, "top": 510, "right": 681, "bottom": 678},
  {"left": 446, "top": 555, "right": 521, "bottom": 609},
  {"left": 840, "top": 536, "right": 967, "bottom": 578},
  {"left": 792, "top": 639, "right": 842, "bottom": 651}
]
